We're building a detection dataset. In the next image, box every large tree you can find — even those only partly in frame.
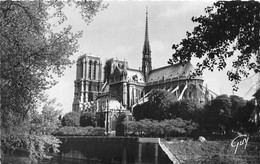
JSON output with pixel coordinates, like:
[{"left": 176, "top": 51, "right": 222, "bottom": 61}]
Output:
[
  {"left": 62, "top": 111, "right": 80, "bottom": 127},
  {"left": 169, "top": 1, "right": 260, "bottom": 90},
  {"left": 80, "top": 112, "right": 96, "bottom": 127},
  {"left": 204, "top": 95, "right": 232, "bottom": 135},
  {"left": 0, "top": 1, "right": 106, "bottom": 163},
  {"left": 133, "top": 89, "right": 176, "bottom": 120},
  {"left": 170, "top": 99, "right": 204, "bottom": 123}
]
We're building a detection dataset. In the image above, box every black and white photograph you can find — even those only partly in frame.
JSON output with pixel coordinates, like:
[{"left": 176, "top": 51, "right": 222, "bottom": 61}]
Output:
[{"left": 1, "top": 0, "right": 260, "bottom": 163}]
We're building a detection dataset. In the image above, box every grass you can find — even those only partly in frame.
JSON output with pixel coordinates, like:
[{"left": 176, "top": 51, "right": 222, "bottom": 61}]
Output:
[{"left": 162, "top": 139, "right": 260, "bottom": 164}]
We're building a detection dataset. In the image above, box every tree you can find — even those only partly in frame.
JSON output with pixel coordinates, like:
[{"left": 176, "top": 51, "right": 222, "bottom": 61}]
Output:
[
  {"left": 169, "top": 1, "right": 260, "bottom": 90},
  {"left": 80, "top": 112, "right": 96, "bottom": 127},
  {"left": 250, "top": 88, "right": 260, "bottom": 128},
  {"left": 229, "top": 95, "right": 246, "bottom": 130},
  {"left": 170, "top": 99, "right": 204, "bottom": 122},
  {"left": 116, "top": 113, "right": 126, "bottom": 136},
  {"left": 1, "top": 97, "right": 62, "bottom": 163},
  {"left": 123, "top": 118, "right": 198, "bottom": 137},
  {"left": 133, "top": 89, "right": 176, "bottom": 120},
  {"left": 133, "top": 102, "right": 150, "bottom": 121},
  {"left": 62, "top": 111, "right": 80, "bottom": 127},
  {"left": 242, "top": 99, "right": 257, "bottom": 133},
  {"left": 204, "top": 95, "right": 232, "bottom": 135},
  {"left": 1, "top": 1, "right": 106, "bottom": 162}
]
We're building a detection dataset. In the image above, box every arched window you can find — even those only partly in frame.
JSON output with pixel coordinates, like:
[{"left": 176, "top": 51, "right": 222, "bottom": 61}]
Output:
[
  {"left": 81, "top": 60, "right": 84, "bottom": 78},
  {"left": 89, "top": 60, "right": 92, "bottom": 79},
  {"left": 93, "top": 61, "right": 96, "bottom": 80}
]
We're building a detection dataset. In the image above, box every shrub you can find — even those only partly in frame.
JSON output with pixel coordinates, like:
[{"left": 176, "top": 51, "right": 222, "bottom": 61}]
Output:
[
  {"left": 52, "top": 126, "right": 105, "bottom": 136},
  {"left": 80, "top": 112, "right": 96, "bottom": 127},
  {"left": 123, "top": 118, "right": 198, "bottom": 137},
  {"left": 133, "top": 89, "right": 176, "bottom": 121},
  {"left": 173, "top": 99, "right": 204, "bottom": 122},
  {"left": 61, "top": 111, "right": 80, "bottom": 127},
  {"left": 116, "top": 113, "right": 126, "bottom": 136}
]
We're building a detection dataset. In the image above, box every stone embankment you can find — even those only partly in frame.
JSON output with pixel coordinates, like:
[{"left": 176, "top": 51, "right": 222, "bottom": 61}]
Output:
[
  {"left": 158, "top": 138, "right": 181, "bottom": 164},
  {"left": 138, "top": 137, "right": 179, "bottom": 163}
]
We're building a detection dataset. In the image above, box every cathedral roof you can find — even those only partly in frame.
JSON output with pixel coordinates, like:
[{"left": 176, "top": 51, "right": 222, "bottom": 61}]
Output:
[
  {"left": 126, "top": 69, "right": 145, "bottom": 83},
  {"left": 147, "top": 62, "right": 203, "bottom": 83}
]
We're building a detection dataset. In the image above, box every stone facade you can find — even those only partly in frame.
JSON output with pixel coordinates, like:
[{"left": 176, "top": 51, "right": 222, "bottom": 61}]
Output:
[
  {"left": 72, "top": 9, "right": 216, "bottom": 115},
  {"left": 72, "top": 55, "right": 103, "bottom": 113}
]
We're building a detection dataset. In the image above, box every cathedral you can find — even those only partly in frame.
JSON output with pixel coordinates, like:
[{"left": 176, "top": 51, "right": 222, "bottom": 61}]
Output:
[{"left": 72, "top": 10, "right": 216, "bottom": 131}]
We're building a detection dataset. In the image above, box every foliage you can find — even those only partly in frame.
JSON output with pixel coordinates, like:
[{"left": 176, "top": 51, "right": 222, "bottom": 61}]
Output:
[
  {"left": 250, "top": 88, "right": 260, "bottom": 126},
  {"left": 124, "top": 118, "right": 198, "bottom": 137},
  {"left": 52, "top": 126, "right": 105, "bottom": 136},
  {"left": 243, "top": 100, "right": 258, "bottom": 133},
  {"left": 169, "top": 1, "right": 260, "bottom": 90},
  {"left": 169, "top": 99, "right": 204, "bottom": 123},
  {"left": 229, "top": 95, "right": 247, "bottom": 130},
  {"left": 116, "top": 113, "right": 126, "bottom": 136},
  {"left": 40, "top": 98, "right": 63, "bottom": 133},
  {"left": 133, "top": 90, "right": 204, "bottom": 123},
  {"left": 133, "top": 102, "right": 150, "bottom": 120},
  {"left": 134, "top": 90, "right": 258, "bottom": 137},
  {"left": 253, "top": 88, "right": 260, "bottom": 99},
  {"left": 204, "top": 95, "right": 232, "bottom": 135},
  {"left": 202, "top": 94, "right": 259, "bottom": 136},
  {"left": 1, "top": 99, "right": 62, "bottom": 163},
  {"left": 62, "top": 111, "right": 80, "bottom": 127},
  {"left": 0, "top": 1, "right": 106, "bottom": 162},
  {"left": 80, "top": 112, "right": 96, "bottom": 127},
  {"left": 96, "top": 112, "right": 105, "bottom": 127},
  {"left": 230, "top": 95, "right": 246, "bottom": 119},
  {"left": 133, "top": 89, "right": 176, "bottom": 120}
]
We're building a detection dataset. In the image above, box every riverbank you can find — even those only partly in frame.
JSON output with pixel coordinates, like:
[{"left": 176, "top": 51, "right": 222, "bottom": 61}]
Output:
[
  {"left": 4, "top": 136, "right": 258, "bottom": 164},
  {"left": 160, "top": 139, "right": 260, "bottom": 164},
  {"left": 2, "top": 136, "right": 172, "bottom": 164}
]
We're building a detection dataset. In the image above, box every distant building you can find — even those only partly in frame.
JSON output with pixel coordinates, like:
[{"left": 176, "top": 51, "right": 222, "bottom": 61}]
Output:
[
  {"left": 72, "top": 9, "right": 216, "bottom": 131},
  {"left": 72, "top": 55, "right": 103, "bottom": 113}
]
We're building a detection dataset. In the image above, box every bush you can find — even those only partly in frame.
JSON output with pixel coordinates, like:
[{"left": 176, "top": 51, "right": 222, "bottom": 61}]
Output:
[
  {"left": 123, "top": 118, "right": 199, "bottom": 137},
  {"left": 61, "top": 111, "right": 80, "bottom": 127},
  {"left": 171, "top": 99, "right": 204, "bottom": 122},
  {"left": 52, "top": 126, "right": 105, "bottom": 136},
  {"left": 133, "top": 89, "right": 176, "bottom": 121},
  {"left": 116, "top": 113, "right": 126, "bottom": 136},
  {"left": 80, "top": 112, "right": 96, "bottom": 127}
]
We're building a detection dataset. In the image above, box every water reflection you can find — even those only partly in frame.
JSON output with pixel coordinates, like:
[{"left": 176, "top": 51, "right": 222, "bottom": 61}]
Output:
[{"left": 48, "top": 137, "right": 172, "bottom": 164}]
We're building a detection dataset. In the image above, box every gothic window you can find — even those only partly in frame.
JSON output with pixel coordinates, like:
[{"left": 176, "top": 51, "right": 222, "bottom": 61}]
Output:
[
  {"left": 81, "top": 61, "right": 84, "bottom": 78},
  {"left": 93, "top": 61, "right": 96, "bottom": 80},
  {"left": 131, "top": 88, "right": 134, "bottom": 105},
  {"left": 136, "top": 89, "right": 141, "bottom": 100},
  {"left": 89, "top": 61, "right": 92, "bottom": 79}
]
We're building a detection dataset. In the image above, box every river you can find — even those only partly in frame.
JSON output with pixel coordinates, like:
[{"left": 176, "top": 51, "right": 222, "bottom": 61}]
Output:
[{"left": 47, "top": 137, "right": 172, "bottom": 164}]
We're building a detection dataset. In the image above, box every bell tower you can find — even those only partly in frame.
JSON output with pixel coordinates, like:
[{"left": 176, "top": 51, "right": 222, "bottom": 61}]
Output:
[{"left": 142, "top": 7, "right": 152, "bottom": 82}]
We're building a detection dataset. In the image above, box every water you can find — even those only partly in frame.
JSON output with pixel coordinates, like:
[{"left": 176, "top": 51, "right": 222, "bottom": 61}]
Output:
[{"left": 47, "top": 137, "right": 172, "bottom": 164}]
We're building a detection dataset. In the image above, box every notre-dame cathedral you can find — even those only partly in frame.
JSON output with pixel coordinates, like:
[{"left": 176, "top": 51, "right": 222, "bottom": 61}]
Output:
[{"left": 72, "top": 10, "right": 215, "bottom": 128}]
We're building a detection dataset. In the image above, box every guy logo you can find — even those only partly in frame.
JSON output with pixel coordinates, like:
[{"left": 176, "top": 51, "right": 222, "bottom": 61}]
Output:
[{"left": 231, "top": 134, "right": 249, "bottom": 154}]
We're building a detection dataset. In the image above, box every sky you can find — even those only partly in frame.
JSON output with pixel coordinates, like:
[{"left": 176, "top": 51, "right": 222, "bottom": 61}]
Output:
[{"left": 45, "top": 1, "right": 259, "bottom": 114}]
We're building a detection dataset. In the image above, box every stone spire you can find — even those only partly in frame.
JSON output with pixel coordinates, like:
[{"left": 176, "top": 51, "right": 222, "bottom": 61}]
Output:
[{"left": 142, "top": 7, "right": 152, "bottom": 82}]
